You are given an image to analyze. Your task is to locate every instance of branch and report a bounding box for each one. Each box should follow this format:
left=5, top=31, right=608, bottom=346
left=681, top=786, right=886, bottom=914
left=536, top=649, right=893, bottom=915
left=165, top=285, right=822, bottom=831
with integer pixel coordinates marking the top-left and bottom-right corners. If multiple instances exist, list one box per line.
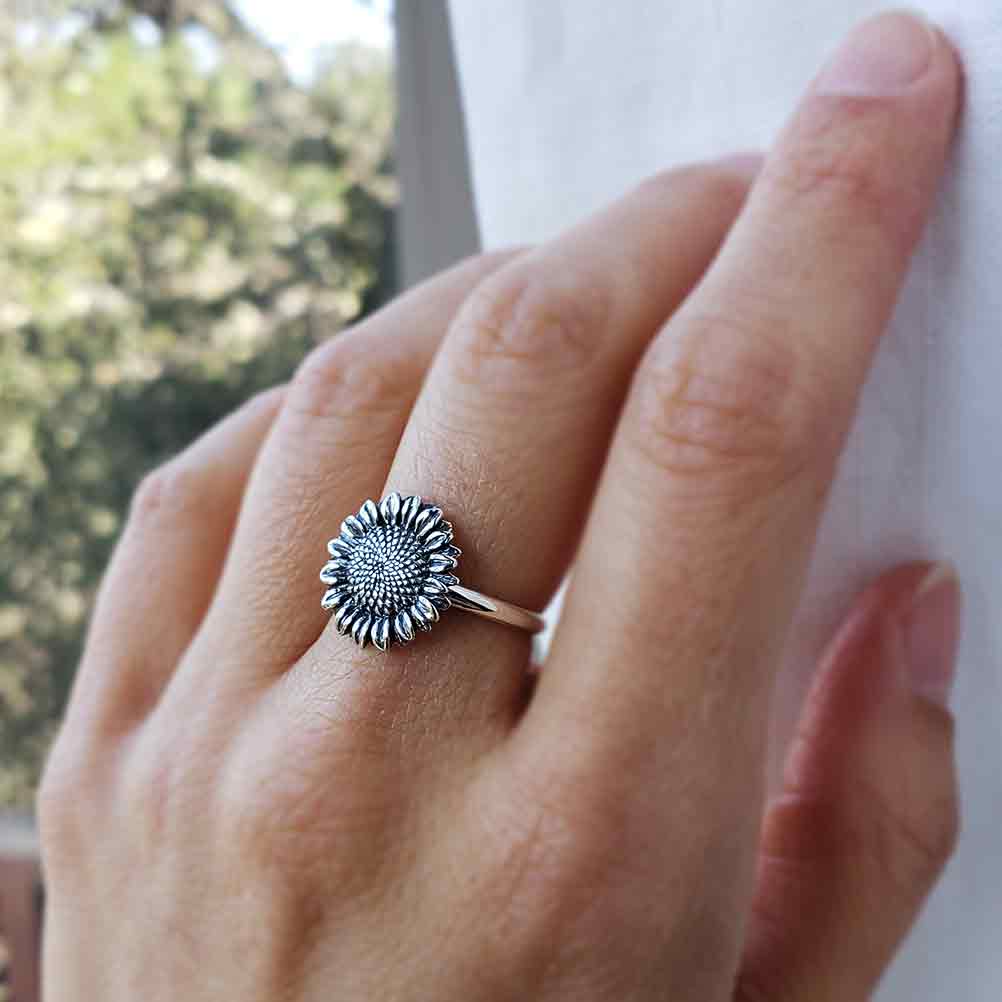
left=125, top=0, right=293, bottom=88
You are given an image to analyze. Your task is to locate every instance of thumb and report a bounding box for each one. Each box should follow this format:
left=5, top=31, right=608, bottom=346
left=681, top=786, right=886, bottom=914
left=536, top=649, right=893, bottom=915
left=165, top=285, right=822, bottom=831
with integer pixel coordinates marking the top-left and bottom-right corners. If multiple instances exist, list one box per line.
left=735, top=562, right=961, bottom=1001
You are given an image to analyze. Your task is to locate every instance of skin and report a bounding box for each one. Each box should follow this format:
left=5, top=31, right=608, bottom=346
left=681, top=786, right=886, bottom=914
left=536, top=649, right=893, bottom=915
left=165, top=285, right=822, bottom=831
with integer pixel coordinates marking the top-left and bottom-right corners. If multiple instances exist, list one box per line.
left=40, top=12, right=964, bottom=1001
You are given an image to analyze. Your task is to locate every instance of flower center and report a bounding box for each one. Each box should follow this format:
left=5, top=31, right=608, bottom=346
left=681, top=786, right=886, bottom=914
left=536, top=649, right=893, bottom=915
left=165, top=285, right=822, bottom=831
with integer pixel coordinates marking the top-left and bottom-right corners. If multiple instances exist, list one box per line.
left=345, top=524, right=428, bottom=617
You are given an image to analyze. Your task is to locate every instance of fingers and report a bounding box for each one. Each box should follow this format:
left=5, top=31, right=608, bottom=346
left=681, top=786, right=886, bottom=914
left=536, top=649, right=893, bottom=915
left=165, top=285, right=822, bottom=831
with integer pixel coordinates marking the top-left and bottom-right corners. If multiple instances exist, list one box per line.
left=364, top=158, right=759, bottom=711
left=174, top=249, right=523, bottom=689
left=69, top=387, right=285, bottom=732
left=523, top=8, right=961, bottom=918
left=736, top=563, right=961, bottom=1001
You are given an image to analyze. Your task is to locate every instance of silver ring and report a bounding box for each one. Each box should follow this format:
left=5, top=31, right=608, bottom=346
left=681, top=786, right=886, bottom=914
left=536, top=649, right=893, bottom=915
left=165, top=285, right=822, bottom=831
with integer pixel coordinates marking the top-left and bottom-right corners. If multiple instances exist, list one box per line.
left=320, top=493, right=545, bottom=651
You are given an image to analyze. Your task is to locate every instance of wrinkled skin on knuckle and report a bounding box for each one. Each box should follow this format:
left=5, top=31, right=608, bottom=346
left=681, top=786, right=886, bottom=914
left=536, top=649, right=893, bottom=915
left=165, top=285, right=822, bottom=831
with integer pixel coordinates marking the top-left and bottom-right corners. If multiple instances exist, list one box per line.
left=130, top=460, right=212, bottom=528
left=851, top=768, right=959, bottom=901
left=287, top=330, right=411, bottom=425
left=629, top=313, right=817, bottom=499
left=843, top=705, right=960, bottom=899
left=450, top=257, right=611, bottom=394
left=768, top=93, right=922, bottom=251
left=252, top=333, right=413, bottom=544
left=769, top=765, right=957, bottom=916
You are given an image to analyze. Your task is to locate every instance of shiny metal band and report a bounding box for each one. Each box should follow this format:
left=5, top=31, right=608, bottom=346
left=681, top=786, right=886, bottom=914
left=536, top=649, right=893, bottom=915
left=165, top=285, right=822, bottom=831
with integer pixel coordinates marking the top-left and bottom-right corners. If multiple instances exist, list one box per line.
left=447, top=584, right=545, bottom=633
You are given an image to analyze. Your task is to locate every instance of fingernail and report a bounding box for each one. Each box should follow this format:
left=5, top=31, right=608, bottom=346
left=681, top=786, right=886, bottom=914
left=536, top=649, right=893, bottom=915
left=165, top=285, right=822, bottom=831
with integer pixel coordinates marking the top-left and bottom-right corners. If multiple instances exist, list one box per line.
left=814, top=9, right=939, bottom=97
left=899, top=563, right=962, bottom=708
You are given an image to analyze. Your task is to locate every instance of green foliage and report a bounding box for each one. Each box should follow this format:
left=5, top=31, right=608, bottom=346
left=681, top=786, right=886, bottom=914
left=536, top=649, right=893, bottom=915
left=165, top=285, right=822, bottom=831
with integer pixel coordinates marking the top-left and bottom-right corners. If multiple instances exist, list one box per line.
left=0, top=5, right=397, bottom=805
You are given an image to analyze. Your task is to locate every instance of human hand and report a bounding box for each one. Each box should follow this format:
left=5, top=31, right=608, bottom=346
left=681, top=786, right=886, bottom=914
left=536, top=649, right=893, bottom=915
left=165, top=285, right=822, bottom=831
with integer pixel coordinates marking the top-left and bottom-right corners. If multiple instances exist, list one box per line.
left=40, top=11, right=963, bottom=1000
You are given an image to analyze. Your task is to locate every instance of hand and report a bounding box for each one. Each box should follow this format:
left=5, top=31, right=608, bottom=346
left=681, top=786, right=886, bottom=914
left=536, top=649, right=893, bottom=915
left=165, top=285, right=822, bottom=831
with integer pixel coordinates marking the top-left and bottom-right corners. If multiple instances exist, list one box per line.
left=40, top=11, right=963, bottom=1001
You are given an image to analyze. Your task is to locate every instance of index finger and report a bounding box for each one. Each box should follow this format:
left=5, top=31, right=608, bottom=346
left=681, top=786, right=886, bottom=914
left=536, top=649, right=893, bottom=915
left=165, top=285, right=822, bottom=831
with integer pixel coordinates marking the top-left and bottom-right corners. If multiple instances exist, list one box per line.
left=518, top=8, right=961, bottom=905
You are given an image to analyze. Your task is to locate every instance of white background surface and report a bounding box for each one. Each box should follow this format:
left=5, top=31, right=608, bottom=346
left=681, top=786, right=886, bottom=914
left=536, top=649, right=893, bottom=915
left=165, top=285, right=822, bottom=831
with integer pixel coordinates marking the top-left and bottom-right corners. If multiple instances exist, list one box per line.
left=449, top=2, right=1002, bottom=997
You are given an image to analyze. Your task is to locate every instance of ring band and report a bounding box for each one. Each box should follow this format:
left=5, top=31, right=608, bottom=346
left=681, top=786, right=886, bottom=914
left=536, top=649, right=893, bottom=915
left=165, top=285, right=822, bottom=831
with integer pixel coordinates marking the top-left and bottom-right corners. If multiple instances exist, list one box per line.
left=446, top=584, right=544, bottom=634
left=321, top=493, right=544, bottom=650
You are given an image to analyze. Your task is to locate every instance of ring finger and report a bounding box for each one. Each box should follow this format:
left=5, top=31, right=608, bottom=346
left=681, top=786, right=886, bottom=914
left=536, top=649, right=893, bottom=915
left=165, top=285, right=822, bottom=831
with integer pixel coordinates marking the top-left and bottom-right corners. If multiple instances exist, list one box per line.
left=323, top=156, right=762, bottom=723
left=167, top=250, right=525, bottom=704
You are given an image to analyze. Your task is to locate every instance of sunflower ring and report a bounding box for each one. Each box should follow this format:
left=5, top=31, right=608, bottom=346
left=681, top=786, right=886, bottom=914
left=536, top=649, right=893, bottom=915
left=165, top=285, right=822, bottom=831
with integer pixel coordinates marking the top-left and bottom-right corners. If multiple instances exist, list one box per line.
left=321, top=493, right=545, bottom=651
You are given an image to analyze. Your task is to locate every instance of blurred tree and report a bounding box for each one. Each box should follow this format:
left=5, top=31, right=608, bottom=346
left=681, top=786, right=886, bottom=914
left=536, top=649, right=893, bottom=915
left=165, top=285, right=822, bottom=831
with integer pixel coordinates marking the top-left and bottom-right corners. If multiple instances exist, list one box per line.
left=0, top=0, right=397, bottom=805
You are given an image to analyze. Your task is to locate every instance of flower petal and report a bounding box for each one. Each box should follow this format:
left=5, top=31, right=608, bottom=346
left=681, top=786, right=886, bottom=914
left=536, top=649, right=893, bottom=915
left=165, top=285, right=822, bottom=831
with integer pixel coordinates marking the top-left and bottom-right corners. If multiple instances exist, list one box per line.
left=359, top=498, right=380, bottom=528
left=427, top=553, right=458, bottom=573
left=413, top=506, right=442, bottom=539
left=327, top=536, right=355, bottom=559
left=341, top=515, right=366, bottom=539
left=372, top=616, right=391, bottom=651
left=400, top=494, right=422, bottom=529
left=422, top=531, right=450, bottom=553
left=321, top=588, right=349, bottom=610
left=336, top=604, right=357, bottom=634
left=444, top=545, right=462, bottom=560
left=434, top=573, right=459, bottom=588
left=352, top=613, right=372, bottom=647
left=319, top=560, right=346, bottom=584
left=380, top=492, right=403, bottom=525
left=412, top=595, right=439, bottom=629
left=422, top=577, right=448, bottom=596
left=394, top=609, right=415, bottom=643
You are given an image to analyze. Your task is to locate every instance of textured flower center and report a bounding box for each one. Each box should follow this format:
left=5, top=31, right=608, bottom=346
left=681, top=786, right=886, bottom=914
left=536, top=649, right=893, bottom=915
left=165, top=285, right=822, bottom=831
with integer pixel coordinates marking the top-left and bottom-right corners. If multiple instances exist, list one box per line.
left=345, top=524, right=427, bottom=617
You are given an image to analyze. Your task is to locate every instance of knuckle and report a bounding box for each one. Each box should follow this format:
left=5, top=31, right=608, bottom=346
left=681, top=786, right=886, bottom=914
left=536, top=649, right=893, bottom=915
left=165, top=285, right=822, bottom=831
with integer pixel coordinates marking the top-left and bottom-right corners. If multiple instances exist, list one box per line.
left=131, top=459, right=211, bottom=526
left=215, top=718, right=398, bottom=894
left=451, top=257, right=610, bottom=390
left=288, top=331, right=408, bottom=423
left=856, top=773, right=959, bottom=894
left=36, top=758, right=77, bottom=850
left=131, top=465, right=183, bottom=521
left=768, top=96, right=912, bottom=244
left=36, top=737, right=100, bottom=872
left=630, top=309, right=819, bottom=491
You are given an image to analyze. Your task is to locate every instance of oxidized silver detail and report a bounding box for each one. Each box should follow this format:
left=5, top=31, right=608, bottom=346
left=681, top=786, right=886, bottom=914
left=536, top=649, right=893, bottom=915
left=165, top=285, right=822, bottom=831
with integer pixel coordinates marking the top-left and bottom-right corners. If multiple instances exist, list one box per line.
left=321, top=493, right=460, bottom=650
